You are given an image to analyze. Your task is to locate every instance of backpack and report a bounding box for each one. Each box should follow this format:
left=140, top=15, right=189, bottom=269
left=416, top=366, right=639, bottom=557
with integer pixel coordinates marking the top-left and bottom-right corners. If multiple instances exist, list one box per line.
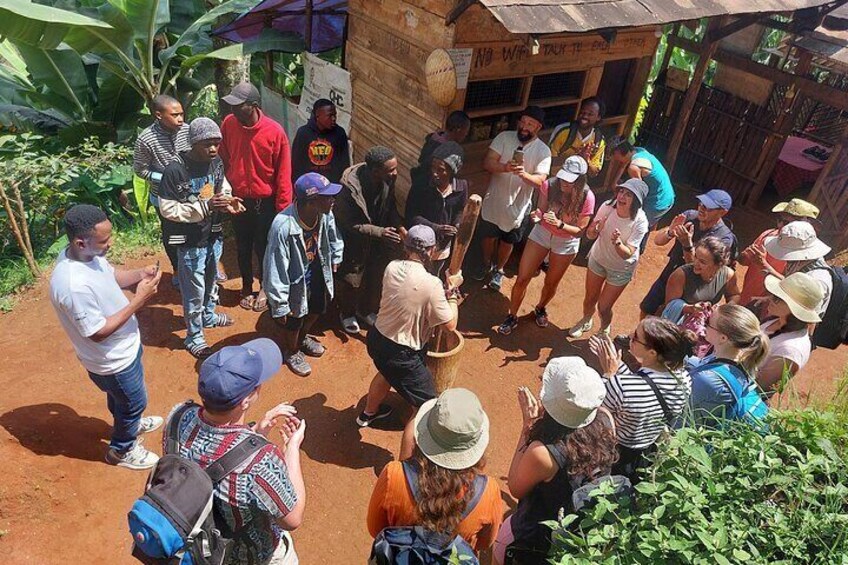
left=128, top=402, right=269, bottom=565
left=369, top=461, right=487, bottom=565
left=695, top=360, right=768, bottom=426
left=811, top=265, right=848, bottom=349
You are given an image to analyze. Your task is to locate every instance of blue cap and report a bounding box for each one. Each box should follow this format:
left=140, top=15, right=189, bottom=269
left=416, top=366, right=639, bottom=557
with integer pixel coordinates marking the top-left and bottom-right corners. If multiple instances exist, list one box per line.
left=198, top=338, right=282, bottom=411
left=696, top=189, right=732, bottom=211
left=295, top=172, right=342, bottom=199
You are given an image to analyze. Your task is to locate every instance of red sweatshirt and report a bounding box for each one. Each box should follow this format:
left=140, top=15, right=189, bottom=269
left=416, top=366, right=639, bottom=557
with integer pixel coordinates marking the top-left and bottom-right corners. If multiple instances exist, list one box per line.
left=219, top=111, right=293, bottom=210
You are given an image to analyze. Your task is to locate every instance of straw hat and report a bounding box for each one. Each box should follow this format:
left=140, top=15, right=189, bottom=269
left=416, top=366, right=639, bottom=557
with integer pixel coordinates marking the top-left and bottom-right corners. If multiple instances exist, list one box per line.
left=764, top=221, right=831, bottom=261
left=764, top=272, right=824, bottom=323
left=414, top=388, right=490, bottom=470
left=540, top=357, right=607, bottom=429
left=424, top=49, right=457, bottom=107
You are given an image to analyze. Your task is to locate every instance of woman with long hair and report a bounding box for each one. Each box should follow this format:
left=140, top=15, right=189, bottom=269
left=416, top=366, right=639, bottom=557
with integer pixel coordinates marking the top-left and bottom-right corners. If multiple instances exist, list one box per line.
left=367, top=388, right=503, bottom=556
left=497, top=156, right=594, bottom=334
left=494, top=357, right=618, bottom=564
left=590, top=317, right=694, bottom=479
left=757, top=273, right=823, bottom=397
left=568, top=178, right=650, bottom=338
left=688, top=304, right=770, bottom=427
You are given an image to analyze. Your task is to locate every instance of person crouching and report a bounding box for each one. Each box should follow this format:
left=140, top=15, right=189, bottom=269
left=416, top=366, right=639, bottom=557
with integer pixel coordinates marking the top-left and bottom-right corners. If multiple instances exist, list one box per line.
left=264, top=173, right=344, bottom=377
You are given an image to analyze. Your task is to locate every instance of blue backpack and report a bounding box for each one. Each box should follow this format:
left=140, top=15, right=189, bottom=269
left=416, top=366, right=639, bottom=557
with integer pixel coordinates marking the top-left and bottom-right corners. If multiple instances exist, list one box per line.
left=369, top=461, right=487, bottom=565
left=128, top=402, right=268, bottom=565
left=695, top=360, right=768, bottom=426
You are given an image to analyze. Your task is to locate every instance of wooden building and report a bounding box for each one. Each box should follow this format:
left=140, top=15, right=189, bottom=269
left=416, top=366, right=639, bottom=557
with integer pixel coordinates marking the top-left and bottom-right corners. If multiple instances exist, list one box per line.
left=343, top=0, right=843, bottom=209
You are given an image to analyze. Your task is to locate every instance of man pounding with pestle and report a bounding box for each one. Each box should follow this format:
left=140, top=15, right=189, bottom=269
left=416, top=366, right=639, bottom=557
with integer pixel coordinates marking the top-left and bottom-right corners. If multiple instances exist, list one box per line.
left=356, top=226, right=462, bottom=446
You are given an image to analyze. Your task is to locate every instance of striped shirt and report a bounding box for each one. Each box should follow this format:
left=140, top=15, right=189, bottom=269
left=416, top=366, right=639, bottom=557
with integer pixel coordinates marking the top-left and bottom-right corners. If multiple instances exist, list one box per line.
left=165, top=403, right=298, bottom=565
left=133, top=121, right=190, bottom=195
left=603, top=364, right=692, bottom=449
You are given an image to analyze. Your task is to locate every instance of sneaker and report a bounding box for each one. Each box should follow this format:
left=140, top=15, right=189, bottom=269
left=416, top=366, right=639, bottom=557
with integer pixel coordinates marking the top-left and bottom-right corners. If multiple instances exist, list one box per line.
left=285, top=351, right=312, bottom=377
left=534, top=306, right=549, bottom=328
left=358, top=312, right=377, bottom=327
left=340, top=314, right=361, bottom=334
left=497, top=314, right=519, bottom=335
left=138, top=416, right=164, bottom=435
left=567, top=317, right=594, bottom=338
left=301, top=336, right=326, bottom=358
left=105, top=439, right=159, bottom=470
left=598, top=325, right=611, bottom=337
left=473, top=264, right=493, bottom=281
left=488, top=270, right=505, bottom=291
left=356, top=404, right=394, bottom=427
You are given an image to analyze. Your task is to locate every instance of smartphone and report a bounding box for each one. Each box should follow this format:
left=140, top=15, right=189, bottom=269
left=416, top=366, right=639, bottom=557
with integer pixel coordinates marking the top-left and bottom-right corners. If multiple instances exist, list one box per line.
left=154, top=259, right=160, bottom=275
left=512, top=147, right=524, bottom=165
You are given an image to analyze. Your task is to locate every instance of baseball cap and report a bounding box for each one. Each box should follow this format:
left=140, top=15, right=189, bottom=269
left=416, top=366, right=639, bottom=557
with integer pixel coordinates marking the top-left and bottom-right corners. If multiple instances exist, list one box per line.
left=772, top=198, right=820, bottom=220
left=540, top=357, right=607, bottom=429
left=696, top=189, right=732, bottom=210
left=519, top=105, right=545, bottom=127
left=222, top=82, right=261, bottom=106
left=198, top=338, right=282, bottom=411
left=556, top=155, right=588, bottom=182
left=295, top=172, right=342, bottom=199
left=405, top=224, right=436, bottom=252
left=617, top=178, right=649, bottom=204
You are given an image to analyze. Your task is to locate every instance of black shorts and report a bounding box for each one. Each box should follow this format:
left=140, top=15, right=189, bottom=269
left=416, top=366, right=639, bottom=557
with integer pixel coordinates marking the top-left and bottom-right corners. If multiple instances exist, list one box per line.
left=366, top=329, right=436, bottom=408
left=283, top=268, right=328, bottom=331
left=478, top=217, right=524, bottom=245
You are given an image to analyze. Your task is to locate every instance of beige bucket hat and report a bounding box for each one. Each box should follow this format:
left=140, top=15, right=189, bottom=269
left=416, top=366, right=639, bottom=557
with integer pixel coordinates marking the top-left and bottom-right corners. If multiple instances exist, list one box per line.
left=764, top=272, right=824, bottom=323
left=540, top=357, right=607, bottom=429
left=414, top=388, right=490, bottom=470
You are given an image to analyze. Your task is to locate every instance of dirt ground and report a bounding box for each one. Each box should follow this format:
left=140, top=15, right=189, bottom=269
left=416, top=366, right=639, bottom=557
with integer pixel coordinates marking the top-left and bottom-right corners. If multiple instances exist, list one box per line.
left=1, top=194, right=846, bottom=564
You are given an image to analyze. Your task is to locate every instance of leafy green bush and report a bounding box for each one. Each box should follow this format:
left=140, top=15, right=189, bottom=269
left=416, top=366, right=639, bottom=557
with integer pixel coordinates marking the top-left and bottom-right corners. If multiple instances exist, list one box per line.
left=548, top=411, right=848, bottom=564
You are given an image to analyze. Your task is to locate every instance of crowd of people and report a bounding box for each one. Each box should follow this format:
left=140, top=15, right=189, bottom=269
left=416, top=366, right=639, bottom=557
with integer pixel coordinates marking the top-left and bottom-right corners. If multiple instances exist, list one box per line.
left=47, top=83, right=842, bottom=564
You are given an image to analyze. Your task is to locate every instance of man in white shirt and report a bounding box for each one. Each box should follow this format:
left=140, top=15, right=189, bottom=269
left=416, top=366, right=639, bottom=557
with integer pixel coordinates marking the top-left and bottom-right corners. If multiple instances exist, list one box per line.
left=477, top=106, right=552, bottom=291
left=49, top=205, right=164, bottom=470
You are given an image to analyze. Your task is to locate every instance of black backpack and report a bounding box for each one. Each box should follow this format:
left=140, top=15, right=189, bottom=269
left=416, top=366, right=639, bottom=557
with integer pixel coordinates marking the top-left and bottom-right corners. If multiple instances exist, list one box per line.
left=128, top=402, right=268, bottom=565
left=812, top=266, right=848, bottom=349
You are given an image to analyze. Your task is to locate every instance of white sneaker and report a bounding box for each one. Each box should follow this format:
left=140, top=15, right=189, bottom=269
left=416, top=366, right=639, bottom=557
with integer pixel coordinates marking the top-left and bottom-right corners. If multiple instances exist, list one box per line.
left=340, top=314, right=361, bottom=334
left=567, top=317, right=594, bottom=338
left=139, top=416, right=164, bottom=435
left=105, top=439, right=159, bottom=470
left=598, top=325, right=611, bottom=337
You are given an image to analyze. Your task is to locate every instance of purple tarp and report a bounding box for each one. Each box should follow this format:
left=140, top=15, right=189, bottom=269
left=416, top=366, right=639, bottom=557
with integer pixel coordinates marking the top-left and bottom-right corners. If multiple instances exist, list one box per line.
left=213, top=0, right=347, bottom=53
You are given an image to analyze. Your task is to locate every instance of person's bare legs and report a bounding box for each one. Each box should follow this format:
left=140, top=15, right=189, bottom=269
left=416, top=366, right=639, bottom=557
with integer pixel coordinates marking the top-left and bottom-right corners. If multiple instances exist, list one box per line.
left=536, top=251, right=576, bottom=310
left=509, top=240, right=549, bottom=315
left=363, top=373, right=392, bottom=415
left=581, top=268, right=606, bottom=322
left=597, top=281, right=629, bottom=331
left=481, top=237, right=497, bottom=272
left=495, top=241, right=514, bottom=271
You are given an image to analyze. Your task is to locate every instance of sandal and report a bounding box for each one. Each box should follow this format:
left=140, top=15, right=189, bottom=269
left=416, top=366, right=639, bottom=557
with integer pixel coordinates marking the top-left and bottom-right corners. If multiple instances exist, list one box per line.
left=188, top=343, right=213, bottom=359
left=340, top=314, right=361, bottom=334
left=253, top=291, right=268, bottom=312
left=239, top=293, right=257, bottom=310
left=204, top=313, right=234, bottom=328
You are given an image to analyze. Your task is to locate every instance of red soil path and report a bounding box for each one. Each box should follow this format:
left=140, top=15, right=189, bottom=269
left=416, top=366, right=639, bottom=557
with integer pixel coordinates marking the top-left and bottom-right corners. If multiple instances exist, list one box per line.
left=1, top=202, right=845, bottom=563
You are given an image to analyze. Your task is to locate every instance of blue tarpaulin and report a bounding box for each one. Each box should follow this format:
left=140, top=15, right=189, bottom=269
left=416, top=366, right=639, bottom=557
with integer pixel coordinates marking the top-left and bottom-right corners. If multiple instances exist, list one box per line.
left=213, top=0, right=347, bottom=53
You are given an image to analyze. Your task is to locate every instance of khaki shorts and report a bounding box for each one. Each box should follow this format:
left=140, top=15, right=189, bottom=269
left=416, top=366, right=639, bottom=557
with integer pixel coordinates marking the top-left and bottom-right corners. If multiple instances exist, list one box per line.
left=269, top=531, right=298, bottom=565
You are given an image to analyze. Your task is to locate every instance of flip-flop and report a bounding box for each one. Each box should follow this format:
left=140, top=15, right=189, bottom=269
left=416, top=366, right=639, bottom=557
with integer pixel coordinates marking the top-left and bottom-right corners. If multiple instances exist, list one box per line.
left=252, top=293, right=268, bottom=312
left=204, top=313, right=235, bottom=328
left=239, top=294, right=256, bottom=310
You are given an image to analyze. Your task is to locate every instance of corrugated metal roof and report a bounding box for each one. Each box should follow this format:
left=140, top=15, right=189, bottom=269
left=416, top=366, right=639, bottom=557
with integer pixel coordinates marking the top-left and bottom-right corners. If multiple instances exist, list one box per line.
left=478, top=0, right=843, bottom=34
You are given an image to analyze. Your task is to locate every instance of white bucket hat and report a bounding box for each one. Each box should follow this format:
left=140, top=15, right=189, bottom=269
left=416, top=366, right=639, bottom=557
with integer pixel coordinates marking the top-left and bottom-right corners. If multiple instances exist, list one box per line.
left=764, top=273, right=824, bottom=323
left=540, top=357, right=607, bottom=429
left=764, top=221, right=831, bottom=261
left=414, top=388, right=490, bottom=470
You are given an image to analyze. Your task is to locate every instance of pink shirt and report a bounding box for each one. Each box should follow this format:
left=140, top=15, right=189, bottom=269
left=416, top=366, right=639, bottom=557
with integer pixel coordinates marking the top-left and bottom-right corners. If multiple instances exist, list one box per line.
left=535, top=181, right=595, bottom=239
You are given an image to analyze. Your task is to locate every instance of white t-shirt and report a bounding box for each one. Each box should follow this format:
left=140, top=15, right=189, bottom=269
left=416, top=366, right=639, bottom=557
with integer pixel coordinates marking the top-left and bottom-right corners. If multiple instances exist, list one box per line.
left=374, top=260, right=454, bottom=351
left=481, top=131, right=552, bottom=232
left=587, top=201, right=649, bottom=272
left=761, top=319, right=811, bottom=372
left=50, top=250, right=141, bottom=374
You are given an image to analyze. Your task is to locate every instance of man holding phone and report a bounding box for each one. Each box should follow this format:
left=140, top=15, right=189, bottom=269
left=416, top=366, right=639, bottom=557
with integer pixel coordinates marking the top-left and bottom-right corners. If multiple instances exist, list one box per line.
left=477, top=106, right=552, bottom=291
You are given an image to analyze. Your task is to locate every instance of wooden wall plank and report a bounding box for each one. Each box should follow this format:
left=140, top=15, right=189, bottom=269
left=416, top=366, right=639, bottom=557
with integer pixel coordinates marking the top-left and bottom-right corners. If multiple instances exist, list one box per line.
left=348, top=0, right=454, bottom=48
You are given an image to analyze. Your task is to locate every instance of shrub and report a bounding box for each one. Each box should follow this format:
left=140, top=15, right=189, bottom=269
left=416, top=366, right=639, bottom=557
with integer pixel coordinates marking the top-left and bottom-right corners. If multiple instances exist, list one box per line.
left=548, top=411, right=848, bottom=564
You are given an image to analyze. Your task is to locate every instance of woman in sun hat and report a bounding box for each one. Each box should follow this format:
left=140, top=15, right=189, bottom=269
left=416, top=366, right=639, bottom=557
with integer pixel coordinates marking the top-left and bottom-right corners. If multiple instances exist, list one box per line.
left=757, top=272, right=824, bottom=397
left=494, top=357, right=618, bottom=564
left=366, top=388, right=503, bottom=555
left=762, top=221, right=832, bottom=316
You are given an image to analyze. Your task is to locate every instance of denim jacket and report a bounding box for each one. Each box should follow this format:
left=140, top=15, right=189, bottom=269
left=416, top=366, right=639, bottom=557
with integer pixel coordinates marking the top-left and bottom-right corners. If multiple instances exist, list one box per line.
left=263, top=204, right=344, bottom=319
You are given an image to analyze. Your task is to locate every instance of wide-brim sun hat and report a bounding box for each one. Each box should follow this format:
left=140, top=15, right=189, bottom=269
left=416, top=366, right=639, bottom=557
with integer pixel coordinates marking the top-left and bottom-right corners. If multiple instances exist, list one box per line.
left=764, top=273, right=823, bottom=323
left=763, top=220, right=831, bottom=261
left=540, top=357, right=607, bottom=429
left=414, top=388, right=490, bottom=470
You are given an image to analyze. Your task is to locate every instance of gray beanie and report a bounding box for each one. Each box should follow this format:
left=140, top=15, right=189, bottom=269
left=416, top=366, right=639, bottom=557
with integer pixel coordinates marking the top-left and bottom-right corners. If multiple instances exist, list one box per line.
left=189, top=117, right=222, bottom=145
left=432, top=141, right=464, bottom=176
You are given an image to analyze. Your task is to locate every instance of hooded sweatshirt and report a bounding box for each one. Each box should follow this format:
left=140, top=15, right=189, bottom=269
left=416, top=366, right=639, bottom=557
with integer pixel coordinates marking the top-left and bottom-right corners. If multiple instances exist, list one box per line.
left=291, top=117, right=351, bottom=183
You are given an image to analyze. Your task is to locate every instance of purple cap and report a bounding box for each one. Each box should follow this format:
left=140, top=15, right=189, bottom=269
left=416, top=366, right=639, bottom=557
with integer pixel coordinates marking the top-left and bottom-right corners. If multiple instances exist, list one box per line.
left=696, top=189, right=733, bottom=211
left=198, top=338, right=282, bottom=411
left=295, top=172, right=343, bottom=199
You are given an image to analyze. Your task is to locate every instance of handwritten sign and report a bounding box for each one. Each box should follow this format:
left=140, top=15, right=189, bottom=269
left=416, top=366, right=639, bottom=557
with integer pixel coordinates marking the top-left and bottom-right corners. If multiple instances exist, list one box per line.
left=447, top=48, right=473, bottom=89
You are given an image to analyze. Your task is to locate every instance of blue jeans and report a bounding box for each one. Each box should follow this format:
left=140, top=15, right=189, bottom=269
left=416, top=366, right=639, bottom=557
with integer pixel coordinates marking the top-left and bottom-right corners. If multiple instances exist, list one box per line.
left=87, top=346, right=147, bottom=453
left=177, top=240, right=220, bottom=349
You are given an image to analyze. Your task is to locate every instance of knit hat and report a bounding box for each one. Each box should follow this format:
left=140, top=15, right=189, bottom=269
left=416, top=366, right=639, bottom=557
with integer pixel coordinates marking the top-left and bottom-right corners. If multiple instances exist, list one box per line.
left=189, top=117, right=222, bottom=145
left=431, top=141, right=464, bottom=176
left=404, top=224, right=436, bottom=252
left=617, top=178, right=649, bottom=204
left=413, top=388, right=490, bottom=470
left=519, top=105, right=545, bottom=127
left=764, top=272, right=824, bottom=323
left=540, top=357, right=607, bottom=429
left=764, top=221, right=831, bottom=261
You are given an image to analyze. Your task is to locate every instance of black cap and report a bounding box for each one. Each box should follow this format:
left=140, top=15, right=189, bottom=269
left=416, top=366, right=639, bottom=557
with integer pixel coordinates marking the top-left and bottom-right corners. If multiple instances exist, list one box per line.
left=520, top=105, right=545, bottom=126
left=222, top=82, right=260, bottom=106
